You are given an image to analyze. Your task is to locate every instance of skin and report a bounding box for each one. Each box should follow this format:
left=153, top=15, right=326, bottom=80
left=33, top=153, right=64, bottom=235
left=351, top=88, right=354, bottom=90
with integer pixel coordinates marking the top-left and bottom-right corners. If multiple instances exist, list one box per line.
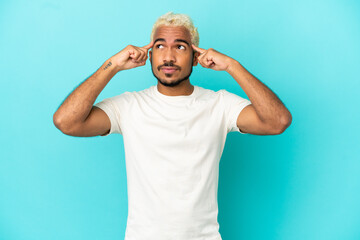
left=149, top=25, right=200, bottom=96
left=191, top=44, right=292, bottom=134
left=54, top=25, right=292, bottom=136
left=147, top=25, right=292, bottom=134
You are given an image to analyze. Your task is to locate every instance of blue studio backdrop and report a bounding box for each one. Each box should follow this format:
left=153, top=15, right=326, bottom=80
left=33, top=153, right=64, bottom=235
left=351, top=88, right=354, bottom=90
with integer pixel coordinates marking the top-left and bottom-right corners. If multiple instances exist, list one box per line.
left=1, top=0, right=359, bottom=240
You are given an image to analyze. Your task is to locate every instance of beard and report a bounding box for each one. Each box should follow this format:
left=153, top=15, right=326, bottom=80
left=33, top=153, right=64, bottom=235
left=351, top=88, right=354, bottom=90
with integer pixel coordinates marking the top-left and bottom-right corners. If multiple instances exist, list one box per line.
left=150, top=55, right=194, bottom=87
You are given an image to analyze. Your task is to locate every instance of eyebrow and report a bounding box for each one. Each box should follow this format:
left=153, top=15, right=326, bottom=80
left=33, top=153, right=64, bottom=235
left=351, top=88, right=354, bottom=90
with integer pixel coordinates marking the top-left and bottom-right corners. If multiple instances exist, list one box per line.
left=153, top=38, right=190, bottom=46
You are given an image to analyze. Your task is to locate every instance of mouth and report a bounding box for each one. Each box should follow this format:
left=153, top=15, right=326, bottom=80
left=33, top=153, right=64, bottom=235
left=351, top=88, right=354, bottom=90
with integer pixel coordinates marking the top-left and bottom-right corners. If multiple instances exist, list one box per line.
left=161, top=67, right=178, bottom=74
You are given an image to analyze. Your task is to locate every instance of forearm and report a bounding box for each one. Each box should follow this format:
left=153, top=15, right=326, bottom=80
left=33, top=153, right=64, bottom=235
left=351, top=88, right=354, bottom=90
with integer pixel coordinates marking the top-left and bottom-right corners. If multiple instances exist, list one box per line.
left=53, top=58, right=120, bottom=131
left=226, top=60, right=292, bottom=127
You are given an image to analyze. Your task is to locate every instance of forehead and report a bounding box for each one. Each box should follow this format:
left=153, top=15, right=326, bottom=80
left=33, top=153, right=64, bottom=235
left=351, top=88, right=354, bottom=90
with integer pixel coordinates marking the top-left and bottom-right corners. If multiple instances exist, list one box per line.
left=153, top=25, right=192, bottom=42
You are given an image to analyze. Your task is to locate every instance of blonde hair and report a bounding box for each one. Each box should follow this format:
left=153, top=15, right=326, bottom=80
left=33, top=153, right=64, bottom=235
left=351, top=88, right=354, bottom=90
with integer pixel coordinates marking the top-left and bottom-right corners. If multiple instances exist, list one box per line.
left=150, top=12, right=199, bottom=47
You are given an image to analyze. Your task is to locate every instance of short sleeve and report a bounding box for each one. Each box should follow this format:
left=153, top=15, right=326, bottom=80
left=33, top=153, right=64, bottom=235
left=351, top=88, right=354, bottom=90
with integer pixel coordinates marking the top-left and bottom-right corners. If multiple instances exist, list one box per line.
left=94, top=93, right=130, bottom=136
left=221, top=89, right=252, bottom=134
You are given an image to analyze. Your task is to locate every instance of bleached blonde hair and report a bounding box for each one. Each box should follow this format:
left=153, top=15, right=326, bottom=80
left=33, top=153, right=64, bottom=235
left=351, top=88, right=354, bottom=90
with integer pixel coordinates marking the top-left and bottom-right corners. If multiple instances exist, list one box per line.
left=150, top=12, right=199, bottom=47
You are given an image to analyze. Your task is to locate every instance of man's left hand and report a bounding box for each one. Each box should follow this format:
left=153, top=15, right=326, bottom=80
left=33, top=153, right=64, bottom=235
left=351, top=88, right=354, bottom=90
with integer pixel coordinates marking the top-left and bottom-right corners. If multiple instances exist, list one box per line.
left=192, top=44, right=236, bottom=72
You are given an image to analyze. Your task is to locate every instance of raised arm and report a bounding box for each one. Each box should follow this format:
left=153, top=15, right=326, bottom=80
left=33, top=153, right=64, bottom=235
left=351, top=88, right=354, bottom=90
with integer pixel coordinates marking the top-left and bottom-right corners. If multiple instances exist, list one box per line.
left=53, top=41, right=153, bottom=137
left=226, top=61, right=292, bottom=135
left=192, top=44, right=292, bottom=135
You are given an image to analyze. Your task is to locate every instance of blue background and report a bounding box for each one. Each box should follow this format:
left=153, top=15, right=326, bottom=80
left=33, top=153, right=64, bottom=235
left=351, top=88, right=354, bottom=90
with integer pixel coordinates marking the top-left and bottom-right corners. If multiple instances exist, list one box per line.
left=1, top=0, right=359, bottom=239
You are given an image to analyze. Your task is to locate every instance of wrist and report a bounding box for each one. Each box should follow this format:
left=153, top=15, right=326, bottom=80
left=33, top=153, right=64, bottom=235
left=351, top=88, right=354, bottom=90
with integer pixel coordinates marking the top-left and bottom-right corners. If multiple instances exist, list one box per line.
left=105, top=58, right=123, bottom=73
left=226, top=59, right=241, bottom=75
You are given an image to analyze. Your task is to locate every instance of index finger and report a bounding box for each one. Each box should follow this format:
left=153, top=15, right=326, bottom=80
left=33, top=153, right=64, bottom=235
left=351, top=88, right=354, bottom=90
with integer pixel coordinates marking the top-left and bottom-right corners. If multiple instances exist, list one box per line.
left=142, top=41, right=154, bottom=50
left=192, top=44, right=206, bottom=54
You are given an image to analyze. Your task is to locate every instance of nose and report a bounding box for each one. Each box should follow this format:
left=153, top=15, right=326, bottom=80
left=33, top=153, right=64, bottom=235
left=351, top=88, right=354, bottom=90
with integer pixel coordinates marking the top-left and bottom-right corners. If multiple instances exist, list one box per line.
left=162, top=48, right=176, bottom=63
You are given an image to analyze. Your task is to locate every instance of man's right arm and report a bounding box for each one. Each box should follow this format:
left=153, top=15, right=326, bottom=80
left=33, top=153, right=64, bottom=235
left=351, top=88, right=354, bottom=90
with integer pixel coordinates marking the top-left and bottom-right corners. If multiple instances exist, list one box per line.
left=53, top=41, right=153, bottom=137
left=53, top=59, right=120, bottom=136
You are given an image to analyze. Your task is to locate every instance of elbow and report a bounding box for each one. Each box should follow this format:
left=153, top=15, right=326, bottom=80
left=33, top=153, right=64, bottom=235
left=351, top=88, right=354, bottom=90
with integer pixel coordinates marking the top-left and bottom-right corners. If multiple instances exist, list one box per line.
left=53, top=113, right=72, bottom=135
left=275, top=111, right=292, bottom=134
left=53, top=112, right=62, bottom=130
left=266, top=111, right=292, bottom=135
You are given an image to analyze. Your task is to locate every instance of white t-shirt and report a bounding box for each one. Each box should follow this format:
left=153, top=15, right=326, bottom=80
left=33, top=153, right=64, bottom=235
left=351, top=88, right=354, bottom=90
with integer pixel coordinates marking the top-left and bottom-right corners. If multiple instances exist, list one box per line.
left=94, top=85, right=251, bottom=240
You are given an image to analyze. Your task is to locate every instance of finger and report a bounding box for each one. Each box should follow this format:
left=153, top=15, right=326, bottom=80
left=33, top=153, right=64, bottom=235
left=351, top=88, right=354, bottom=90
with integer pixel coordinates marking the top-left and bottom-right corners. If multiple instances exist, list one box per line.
left=136, top=49, right=145, bottom=60
left=197, top=51, right=208, bottom=63
left=130, top=50, right=141, bottom=62
left=192, top=44, right=206, bottom=54
left=142, top=41, right=154, bottom=50
left=198, top=55, right=213, bottom=68
left=136, top=60, right=146, bottom=66
left=197, top=56, right=206, bottom=67
left=198, top=61, right=207, bottom=68
left=205, top=59, right=214, bottom=68
left=140, top=51, right=148, bottom=62
left=136, top=52, right=146, bottom=63
left=198, top=53, right=205, bottom=62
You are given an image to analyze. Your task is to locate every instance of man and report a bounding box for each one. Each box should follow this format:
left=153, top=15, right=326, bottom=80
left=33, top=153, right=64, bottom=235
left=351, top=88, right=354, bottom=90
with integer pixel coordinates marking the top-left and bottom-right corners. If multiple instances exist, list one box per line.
left=53, top=12, right=291, bottom=240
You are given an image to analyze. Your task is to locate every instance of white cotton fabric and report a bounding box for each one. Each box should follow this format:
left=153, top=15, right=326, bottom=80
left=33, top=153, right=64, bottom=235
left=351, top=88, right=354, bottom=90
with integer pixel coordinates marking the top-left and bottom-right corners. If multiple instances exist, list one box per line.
left=94, top=85, right=251, bottom=240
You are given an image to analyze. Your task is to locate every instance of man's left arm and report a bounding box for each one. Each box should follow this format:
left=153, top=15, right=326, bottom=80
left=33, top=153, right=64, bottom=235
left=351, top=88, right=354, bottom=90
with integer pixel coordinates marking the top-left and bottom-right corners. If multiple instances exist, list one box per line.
left=192, top=45, right=292, bottom=135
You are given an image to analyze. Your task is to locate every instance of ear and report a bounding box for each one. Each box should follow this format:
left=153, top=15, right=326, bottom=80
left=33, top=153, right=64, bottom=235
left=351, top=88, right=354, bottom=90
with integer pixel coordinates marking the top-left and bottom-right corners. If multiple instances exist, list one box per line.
left=192, top=51, right=200, bottom=66
left=149, top=50, right=152, bottom=61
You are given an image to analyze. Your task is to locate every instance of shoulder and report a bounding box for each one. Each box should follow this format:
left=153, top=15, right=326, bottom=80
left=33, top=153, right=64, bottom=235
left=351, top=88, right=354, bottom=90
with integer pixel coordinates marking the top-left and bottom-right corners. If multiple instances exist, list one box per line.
left=197, top=87, right=244, bottom=102
left=114, top=85, right=153, bottom=100
left=195, top=86, right=222, bottom=100
left=196, top=86, right=233, bottom=96
left=136, top=85, right=154, bottom=96
left=218, top=89, right=250, bottom=103
left=109, top=91, right=133, bottom=101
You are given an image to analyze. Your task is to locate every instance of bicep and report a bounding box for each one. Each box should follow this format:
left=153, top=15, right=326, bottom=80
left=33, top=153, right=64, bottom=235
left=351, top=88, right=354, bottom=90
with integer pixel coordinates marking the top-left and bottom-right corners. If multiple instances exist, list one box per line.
left=236, top=104, right=277, bottom=135
left=66, top=106, right=111, bottom=137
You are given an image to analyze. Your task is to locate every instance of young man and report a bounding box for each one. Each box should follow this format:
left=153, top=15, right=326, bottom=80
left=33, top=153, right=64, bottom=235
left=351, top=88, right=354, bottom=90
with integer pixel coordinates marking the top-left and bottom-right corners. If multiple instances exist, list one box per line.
left=53, top=12, right=291, bottom=240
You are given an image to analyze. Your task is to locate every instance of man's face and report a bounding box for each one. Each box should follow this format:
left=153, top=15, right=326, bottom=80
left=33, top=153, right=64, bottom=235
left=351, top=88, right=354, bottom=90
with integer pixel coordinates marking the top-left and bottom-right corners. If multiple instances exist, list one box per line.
left=149, top=25, right=198, bottom=87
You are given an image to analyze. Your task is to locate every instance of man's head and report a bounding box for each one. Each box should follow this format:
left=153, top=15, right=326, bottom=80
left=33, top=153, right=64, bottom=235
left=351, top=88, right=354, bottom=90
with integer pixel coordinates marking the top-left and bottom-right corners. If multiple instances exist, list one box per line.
left=149, top=12, right=200, bottom=87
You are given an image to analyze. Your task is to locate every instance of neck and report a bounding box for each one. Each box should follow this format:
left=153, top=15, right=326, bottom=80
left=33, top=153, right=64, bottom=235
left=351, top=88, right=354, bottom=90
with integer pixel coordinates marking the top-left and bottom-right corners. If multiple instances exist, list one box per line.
left=157, top=80, right=194, bottom=96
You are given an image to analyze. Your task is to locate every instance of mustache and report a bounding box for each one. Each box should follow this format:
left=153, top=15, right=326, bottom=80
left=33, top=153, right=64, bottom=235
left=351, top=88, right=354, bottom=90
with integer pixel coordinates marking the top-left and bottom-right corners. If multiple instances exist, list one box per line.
left=157, top=62, right=181, bottom=71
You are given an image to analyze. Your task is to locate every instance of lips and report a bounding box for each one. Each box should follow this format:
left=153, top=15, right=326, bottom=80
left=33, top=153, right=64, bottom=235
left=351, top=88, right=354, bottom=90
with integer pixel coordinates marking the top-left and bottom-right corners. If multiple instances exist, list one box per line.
left=161, top=67, right=178, bottom=74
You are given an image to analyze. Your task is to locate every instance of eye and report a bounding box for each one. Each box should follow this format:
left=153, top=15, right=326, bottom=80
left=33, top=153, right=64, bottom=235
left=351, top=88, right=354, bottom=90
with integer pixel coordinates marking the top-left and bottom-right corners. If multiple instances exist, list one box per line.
left=177, top=45, right=185, bottom=50
left=156, top=44, right=164, bottom=49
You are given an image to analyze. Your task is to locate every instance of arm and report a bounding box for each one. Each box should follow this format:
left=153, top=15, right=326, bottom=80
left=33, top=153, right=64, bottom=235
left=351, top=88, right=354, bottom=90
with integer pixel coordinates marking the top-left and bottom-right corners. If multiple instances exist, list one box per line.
left=192, top=44, right=292, bottom=135
left=226, top=61, right=292, bottom=135
left=53, top=59, right=119, bottom=136
left=53, top=41, right=154, bottom=136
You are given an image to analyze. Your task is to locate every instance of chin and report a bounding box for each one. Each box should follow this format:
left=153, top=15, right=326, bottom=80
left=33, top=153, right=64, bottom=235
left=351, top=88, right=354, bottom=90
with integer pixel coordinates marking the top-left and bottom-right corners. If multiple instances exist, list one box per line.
left=164, top=73, right=176, bottom=78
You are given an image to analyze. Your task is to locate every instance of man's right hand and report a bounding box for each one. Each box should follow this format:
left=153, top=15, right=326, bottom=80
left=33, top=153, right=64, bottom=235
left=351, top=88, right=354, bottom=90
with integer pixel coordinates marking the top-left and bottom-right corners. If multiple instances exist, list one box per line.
left=110, top=41, right=154, bottom=71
